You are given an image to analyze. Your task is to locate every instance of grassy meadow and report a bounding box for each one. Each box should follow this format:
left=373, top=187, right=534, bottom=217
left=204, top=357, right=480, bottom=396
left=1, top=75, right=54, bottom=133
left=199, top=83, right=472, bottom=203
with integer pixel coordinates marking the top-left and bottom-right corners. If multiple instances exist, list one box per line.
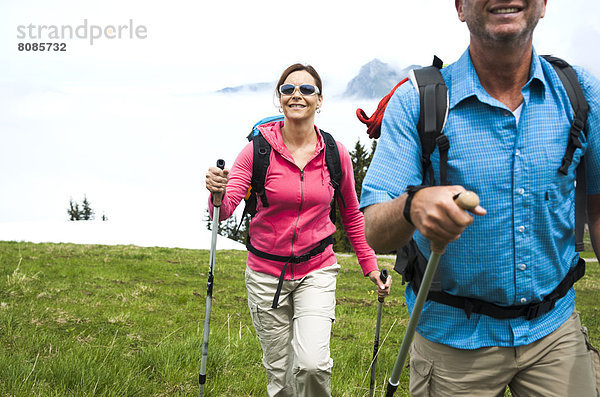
left=0, top=240, right=598, bottom=396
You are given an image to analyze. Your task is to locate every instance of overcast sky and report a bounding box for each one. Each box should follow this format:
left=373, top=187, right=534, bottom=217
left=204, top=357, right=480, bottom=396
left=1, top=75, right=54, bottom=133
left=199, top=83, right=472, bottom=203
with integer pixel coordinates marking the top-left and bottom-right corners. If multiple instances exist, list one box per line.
left=1, top=0, right=599, bottom=225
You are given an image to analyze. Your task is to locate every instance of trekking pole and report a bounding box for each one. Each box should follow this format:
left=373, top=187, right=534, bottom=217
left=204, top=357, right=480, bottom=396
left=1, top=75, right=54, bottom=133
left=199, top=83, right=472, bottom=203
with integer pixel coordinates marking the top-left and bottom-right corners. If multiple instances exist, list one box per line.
left=369, top=268, right=389, bottom=397
left=385, top=191, right=480, bottom=397
left=199, top=159, right=225, bottom=397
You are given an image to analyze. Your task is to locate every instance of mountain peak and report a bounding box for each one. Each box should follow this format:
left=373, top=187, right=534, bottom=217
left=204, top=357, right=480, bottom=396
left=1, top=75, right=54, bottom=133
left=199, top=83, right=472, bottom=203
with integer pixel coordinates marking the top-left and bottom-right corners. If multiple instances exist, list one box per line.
left=359, top=58, right=388, bottom=73
left=343, top=59, right=418, bottom=99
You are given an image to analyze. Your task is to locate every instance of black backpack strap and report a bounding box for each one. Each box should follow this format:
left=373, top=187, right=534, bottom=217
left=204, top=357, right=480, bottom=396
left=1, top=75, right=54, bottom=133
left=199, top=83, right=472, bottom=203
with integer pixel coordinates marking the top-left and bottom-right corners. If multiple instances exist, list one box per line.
left=543, top=55, right=589, bottom=252
left=412, top=56, right=450, bottom=185
left=403, top=248, right=586, bottom=320
left=543, top=55, right=589, bottom=175
left=247, top=234, right=335, bottom=264
left=251, top=133, right=272, bottom=209
left=320, top=129, right=345, bottom=223
left=395, top=57, right=449, bottom=302
left=246, top=234, right=335, bottom=308
left=235, top=134, right=270, bottom=234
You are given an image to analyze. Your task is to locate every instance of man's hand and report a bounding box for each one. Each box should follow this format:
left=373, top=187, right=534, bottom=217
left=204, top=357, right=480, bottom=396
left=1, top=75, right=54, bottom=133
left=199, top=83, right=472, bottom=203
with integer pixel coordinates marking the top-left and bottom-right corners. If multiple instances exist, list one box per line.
left=410, top=186, right=487, bottom=246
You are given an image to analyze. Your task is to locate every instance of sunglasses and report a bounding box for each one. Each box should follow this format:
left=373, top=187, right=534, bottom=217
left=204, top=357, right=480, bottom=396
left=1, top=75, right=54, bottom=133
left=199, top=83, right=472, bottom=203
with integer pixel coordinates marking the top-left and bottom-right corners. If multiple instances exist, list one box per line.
left=278, top=84, right=320, bottom=96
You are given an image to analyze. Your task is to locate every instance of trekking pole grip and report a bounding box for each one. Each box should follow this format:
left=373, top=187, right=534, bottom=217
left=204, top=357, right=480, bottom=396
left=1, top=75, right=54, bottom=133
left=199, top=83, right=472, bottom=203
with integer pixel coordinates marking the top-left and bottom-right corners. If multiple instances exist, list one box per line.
left=378, top=269, right=389, bottom=303
left=212, top=159, right=226, bottom=206
left=430, top=191, right=479, bottom=255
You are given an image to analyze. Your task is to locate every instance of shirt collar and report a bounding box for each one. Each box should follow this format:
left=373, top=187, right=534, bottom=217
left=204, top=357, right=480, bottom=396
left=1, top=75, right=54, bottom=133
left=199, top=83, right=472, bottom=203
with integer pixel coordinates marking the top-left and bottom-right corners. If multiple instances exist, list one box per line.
left=448, top=47, right=547, bottom=110
left=524, top=48, right=547, bottom=102
left=261, top=121, right=325, bottom=159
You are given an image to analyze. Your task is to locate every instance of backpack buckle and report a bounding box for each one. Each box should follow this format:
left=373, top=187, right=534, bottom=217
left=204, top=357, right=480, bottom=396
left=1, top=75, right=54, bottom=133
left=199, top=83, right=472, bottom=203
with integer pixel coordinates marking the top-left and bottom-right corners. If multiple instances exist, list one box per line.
left=525, top=303, right=540, bottom=320
left=435, top=134, right=450, bottom=151
left=525, top=300, right=555, bottom=320
left=572, top=117, right=585, bottom=133
left=569, top=126, right=583, bottom=149
left=558, top=156, right=572, bottom=175
left=290, top=254, right=310, bottom=264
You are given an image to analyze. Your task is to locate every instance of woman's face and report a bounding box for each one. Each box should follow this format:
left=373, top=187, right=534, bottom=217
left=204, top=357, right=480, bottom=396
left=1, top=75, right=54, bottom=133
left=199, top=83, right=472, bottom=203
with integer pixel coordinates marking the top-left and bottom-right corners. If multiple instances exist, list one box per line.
left=279, top=70, right=323, bottom=123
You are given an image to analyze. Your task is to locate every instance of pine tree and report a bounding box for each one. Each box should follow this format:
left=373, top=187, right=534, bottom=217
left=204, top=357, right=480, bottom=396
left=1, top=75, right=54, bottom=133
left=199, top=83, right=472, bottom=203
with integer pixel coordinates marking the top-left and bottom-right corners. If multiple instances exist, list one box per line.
left=67, top=195, right=100, bottom=221
left=67, top=198, right=81, bottom=221
left=81, top=195, right=94, bottom=220
left=205, top=208, right=249, bottom=244
left=204, top=208, right=212, bottom=231
left=350, top=139, right=371, bottom=200
left=369, top=140, right=377, bottom=164
left=333, top=138, right=377, bottom=253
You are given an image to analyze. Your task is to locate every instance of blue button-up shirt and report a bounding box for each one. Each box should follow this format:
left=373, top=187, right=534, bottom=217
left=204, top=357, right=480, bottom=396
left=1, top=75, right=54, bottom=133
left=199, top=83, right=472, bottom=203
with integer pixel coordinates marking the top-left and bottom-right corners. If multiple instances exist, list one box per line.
left=360, top=48, right=600, bottom=349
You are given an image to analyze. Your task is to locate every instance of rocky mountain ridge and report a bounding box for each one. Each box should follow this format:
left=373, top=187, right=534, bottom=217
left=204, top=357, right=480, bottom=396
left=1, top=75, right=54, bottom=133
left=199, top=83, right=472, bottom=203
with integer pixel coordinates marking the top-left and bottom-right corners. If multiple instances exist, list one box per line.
left=217, top=59, right=421, bottom=99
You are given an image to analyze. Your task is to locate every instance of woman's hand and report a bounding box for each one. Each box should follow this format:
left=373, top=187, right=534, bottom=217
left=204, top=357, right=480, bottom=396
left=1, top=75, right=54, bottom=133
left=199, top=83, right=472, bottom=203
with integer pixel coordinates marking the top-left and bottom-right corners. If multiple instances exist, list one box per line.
left=368, top=270, right=392, bottom=300
left=205, top=166, right=229, bottom=203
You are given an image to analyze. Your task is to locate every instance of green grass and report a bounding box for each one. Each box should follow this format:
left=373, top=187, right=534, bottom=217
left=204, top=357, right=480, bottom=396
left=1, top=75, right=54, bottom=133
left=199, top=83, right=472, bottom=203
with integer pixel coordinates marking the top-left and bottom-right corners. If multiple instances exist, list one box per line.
left=0, top=241, right=597, bottom=396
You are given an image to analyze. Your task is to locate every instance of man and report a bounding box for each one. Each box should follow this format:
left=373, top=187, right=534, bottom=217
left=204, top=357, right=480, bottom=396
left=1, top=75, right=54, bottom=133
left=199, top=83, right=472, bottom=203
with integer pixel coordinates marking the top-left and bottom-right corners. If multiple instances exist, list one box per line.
left=360, top=0, right=600, bottom=395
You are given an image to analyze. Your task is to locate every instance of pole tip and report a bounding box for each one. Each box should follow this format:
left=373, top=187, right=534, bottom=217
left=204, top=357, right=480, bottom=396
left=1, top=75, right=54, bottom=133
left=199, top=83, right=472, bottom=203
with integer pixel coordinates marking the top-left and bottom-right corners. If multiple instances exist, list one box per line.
left=385, top=379, right=399, bottom=396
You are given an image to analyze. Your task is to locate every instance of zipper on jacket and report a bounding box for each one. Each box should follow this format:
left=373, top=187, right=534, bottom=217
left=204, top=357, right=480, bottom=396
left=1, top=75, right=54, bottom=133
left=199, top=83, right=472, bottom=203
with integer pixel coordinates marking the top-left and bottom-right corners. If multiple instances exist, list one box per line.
left=289, top=170, right=305, bottom=279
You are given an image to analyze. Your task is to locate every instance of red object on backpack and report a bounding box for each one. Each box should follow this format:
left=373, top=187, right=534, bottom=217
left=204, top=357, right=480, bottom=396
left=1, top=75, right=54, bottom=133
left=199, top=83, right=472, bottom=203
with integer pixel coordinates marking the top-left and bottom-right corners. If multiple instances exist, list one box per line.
left=355, top=77, right=409, bottom=139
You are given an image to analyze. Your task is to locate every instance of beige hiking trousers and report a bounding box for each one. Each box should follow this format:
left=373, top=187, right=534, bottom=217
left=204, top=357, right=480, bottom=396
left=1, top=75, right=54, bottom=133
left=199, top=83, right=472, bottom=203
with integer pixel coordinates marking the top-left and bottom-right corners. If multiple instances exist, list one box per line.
left=245, top=263, right=340, bottom=397
left=409, top=310, right=600, bottom=396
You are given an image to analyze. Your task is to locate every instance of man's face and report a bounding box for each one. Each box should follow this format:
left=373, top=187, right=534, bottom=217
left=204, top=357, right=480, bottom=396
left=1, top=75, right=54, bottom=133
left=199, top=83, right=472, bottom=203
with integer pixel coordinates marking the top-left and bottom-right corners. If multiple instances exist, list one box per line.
left=456, top=0, right=547, bottom=45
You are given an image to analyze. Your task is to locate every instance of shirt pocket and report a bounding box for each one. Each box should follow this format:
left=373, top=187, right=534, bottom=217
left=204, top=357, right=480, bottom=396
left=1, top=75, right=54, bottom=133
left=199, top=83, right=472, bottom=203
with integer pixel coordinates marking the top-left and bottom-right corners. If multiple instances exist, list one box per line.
left=247, top=300, right=264, bottom=333
left=544, top=180, right=575, bottom=232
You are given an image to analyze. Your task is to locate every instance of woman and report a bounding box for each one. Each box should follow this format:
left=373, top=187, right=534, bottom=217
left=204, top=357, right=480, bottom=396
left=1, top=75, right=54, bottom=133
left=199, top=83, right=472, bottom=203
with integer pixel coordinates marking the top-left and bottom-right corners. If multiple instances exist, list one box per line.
left=205, top=63, right=391, bottom=396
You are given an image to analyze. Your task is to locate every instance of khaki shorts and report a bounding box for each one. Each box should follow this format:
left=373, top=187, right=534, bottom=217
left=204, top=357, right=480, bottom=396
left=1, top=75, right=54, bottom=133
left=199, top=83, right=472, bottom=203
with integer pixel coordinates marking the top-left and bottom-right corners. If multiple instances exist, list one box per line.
left=410, top=311, right=600, bottom=397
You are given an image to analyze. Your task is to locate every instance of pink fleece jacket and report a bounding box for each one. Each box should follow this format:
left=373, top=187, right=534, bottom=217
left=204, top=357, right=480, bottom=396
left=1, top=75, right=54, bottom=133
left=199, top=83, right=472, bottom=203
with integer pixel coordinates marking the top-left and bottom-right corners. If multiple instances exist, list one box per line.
left=209, top=121, right=377, bottom=280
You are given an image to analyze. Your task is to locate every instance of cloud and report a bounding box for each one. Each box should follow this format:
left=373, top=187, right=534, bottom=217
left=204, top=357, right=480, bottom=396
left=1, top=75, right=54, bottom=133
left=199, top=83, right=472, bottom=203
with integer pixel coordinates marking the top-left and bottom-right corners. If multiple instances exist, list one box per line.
left=1, top=0, right=598, bottom=227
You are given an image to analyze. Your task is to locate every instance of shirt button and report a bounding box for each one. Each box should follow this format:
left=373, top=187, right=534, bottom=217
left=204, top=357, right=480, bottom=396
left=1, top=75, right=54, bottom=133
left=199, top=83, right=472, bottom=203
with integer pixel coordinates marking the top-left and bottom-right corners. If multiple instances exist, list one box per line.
left=519, top=264, right=527, bottom=271
left=516, top=149, right=521, bottom=156
left=504, top=111, right=511, bottom=117
left=520, top=298, right=527, bottom=304
left=518, top=226, right=525, bottom=233
left=517, top=188, right=525, bottom=195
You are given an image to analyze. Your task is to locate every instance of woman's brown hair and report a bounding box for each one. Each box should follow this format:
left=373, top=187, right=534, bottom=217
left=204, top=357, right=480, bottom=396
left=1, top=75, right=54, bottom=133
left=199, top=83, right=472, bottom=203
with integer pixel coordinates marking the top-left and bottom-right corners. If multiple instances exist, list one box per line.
left=275, top=64, right=322, bottom=98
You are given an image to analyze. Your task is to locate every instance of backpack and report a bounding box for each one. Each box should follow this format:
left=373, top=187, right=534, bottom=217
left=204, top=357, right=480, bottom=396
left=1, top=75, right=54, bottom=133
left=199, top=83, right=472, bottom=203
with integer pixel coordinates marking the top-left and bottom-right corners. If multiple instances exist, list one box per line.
left=357, top=55, right=589, bottom=320
left=241, top=116, right=346, bottom=309
left=240, top=115, right=346, bottom=225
